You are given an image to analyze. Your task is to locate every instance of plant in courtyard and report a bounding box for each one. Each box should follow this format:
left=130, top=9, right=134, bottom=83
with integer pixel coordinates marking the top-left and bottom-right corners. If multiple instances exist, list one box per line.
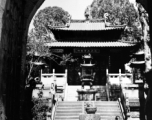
left=26, top=28, right=76, bottom=84
left=32, top=95, right=49, bottom=120
left=26, top=28, right=51, bottom=84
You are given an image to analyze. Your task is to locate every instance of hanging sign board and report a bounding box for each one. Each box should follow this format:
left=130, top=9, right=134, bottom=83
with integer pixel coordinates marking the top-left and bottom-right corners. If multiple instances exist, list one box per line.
left=51, top=49, right=64, bottom=53
left=74, top=48, right=100, bottom=53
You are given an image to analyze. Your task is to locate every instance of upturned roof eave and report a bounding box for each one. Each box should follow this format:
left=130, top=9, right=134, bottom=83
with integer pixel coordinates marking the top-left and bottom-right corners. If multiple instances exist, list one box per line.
left=48, top=20, right=126, bottom=31
left=50, top=28, right=125, bottom=31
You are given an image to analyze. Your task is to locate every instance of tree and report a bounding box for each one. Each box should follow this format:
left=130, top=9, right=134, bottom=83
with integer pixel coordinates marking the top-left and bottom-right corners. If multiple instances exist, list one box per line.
left=33, top=6, right=71, bottom=40
left=26, top=6, right=73, bottom=84
left=136, top=3, right=151, bottom=72
left=85, top=0, right=142, bottom=43
left=26, top=28, right=51, bottom=84
left=85, top=0, right=137, bottom=25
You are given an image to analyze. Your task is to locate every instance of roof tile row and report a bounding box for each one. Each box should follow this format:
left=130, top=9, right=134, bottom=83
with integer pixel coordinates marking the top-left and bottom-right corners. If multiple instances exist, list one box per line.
left=45, top=41, right=135, bottom=47
left=50, top=21, right=125, bottom=31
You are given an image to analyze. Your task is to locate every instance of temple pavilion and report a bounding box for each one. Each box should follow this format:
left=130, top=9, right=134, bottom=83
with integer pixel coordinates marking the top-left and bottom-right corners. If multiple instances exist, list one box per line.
left=46, top=19, right=136, bottom=85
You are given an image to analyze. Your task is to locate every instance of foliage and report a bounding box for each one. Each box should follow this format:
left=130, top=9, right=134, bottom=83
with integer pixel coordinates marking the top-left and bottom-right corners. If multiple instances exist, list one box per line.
left=26, top=28, right=51, bottom=83
left=85, top=0, right=142, bottom=42
left=26, top=6, right=73, bottom=84
left=59, top=54, right=76, bottom=66
left=84, top=101, right=94, bottom=107
left=32, top=96, right=49, bottom=120
left=27, top=28, right=51, bottom=57
left=27, top=6, right=71, bottom=60
left=33, top=6, right=71, bottom=38
left=121, top=23, right=142, bottom=42
left=87, top=0, right=138, bottom=25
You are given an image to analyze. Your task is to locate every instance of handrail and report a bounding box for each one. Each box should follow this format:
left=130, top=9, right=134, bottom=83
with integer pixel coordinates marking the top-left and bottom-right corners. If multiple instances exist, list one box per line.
left=106, top=69, right=133, bottom=84
left=105, top=83, right=110, bottom=101
left=41, top=69, right=67, bottom=79
left=118, top=98, right=125, bottom=120
left=108, top=73, right=132, bottom=76
left=52, top=100, right=58, bottom=120
left=64, top=82, right=68, bottom=101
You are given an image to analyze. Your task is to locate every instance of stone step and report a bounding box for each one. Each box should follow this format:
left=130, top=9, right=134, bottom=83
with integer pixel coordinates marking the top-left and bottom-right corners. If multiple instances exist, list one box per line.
left=56, top=113, right=83, bottom=116
left=58, top=101, right=82, bottom=104
left=96, top=107, right=120, bottom=111
left=57, top=103, right=82, bottom=105
left=55, top=116, right=79, bottom=119
left=94, top=101, right=118, bottom=104
left=57, top=102, right=82, bottom=104
left=96, top=109, right=121, bottom=113
left=56, top=107, right=120, bottom=112
left=57, top=104, right=82, bottom=107
left=55, top=118, right=79, bottom=120
left=95, top=104, right=119, bottom=107
left=56, top=110, right=82, bottom=113
left=100, top=116, right=123, bottom=120
left=56, top=113, right=122, bottom=117
left=57, top=107, right=82, bottom=111
left=55, top=116, right=123, bottom=120
left=56, top=108, right=82, bottom=111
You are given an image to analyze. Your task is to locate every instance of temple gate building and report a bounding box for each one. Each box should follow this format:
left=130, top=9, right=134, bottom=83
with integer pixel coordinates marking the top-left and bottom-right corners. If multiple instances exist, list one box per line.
left=46, top=19, right=136, bottom=85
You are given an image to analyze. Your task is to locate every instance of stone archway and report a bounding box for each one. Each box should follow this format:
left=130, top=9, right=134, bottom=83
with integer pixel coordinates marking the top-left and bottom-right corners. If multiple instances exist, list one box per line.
left=0, top=0, right=45, bottom=120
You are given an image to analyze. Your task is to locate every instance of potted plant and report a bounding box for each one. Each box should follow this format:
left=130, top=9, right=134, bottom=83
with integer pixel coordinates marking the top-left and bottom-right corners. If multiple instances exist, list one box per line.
left=85, top=102, right=97, bottom=114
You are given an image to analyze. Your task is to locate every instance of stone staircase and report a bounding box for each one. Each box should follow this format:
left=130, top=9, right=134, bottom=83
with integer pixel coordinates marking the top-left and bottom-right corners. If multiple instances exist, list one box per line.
left=54, top=101, right=83, bottom=120
left=53, top=101, right=124, bottom=120
left=95, top=101, right=123, bottom=120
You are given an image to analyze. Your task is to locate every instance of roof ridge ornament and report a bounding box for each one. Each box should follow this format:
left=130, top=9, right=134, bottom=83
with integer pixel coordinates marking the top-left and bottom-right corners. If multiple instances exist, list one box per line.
left=84, top=5, right=92, bottom=21
left=65, top=14, right=71, bottom=27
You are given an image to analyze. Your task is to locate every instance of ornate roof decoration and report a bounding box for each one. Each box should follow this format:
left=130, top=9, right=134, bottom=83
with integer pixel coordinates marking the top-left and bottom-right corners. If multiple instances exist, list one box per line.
left=49, top=20, right=125, bottom=31
left=45, top=41, right=135, bottom=47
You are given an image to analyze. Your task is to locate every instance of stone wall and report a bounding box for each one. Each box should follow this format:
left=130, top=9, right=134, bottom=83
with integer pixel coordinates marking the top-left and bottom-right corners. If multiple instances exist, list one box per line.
left=0, top=0, right=44, bottom=120
left=0, top=1, right=25, bottom=120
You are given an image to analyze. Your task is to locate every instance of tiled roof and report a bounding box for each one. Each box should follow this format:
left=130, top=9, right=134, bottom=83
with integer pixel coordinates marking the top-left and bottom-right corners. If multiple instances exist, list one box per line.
left=50, top=21, right=125, bottom=31
left=45, top=41, right=135, bottom=47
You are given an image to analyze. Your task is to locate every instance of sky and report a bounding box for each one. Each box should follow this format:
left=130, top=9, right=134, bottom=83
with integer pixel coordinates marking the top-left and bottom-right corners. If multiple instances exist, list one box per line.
left=29, top=0, right=136, bottom=30
left=39, top=0, right=94, bottom=19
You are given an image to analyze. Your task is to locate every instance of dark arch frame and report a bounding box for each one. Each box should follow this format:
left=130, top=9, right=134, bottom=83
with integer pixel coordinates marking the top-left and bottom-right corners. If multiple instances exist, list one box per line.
left=0, top=0, right=45, bottom=120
